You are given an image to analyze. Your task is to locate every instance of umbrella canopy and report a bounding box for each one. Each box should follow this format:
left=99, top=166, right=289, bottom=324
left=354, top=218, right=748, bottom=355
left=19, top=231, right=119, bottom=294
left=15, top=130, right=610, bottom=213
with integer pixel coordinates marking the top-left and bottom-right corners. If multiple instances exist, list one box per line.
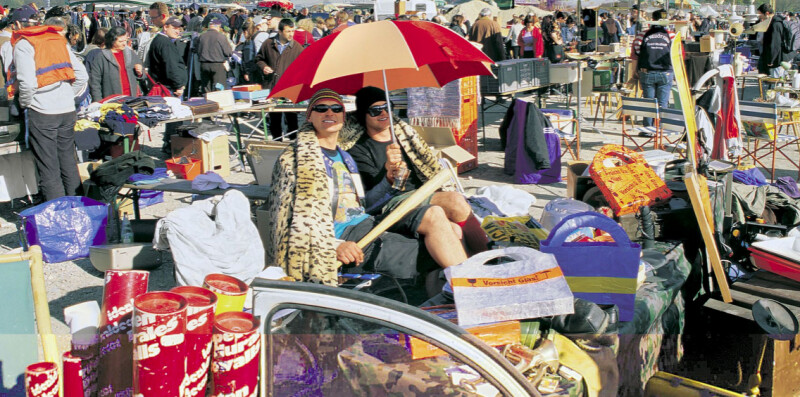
left=269, top=20, right=494, bottom=103
left=257, top=0, right=294, bottom=10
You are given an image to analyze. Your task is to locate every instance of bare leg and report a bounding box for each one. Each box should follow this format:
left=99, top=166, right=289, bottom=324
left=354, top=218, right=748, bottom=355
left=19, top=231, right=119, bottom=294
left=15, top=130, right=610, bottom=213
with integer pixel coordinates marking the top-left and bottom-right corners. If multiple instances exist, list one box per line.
left=431, top=191, right=488, bottom=255
left=430, top=191, right=471, bottom=223
left=416, top=206, right=467, bottom=268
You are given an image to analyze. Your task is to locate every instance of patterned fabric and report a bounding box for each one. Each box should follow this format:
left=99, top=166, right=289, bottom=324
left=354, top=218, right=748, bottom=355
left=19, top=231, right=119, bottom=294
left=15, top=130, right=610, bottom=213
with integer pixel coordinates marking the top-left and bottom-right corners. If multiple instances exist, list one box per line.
left=407, top=80, right=462, bottom=131
left=265, top=121, right=362, bottom=286
left=616, top=242, right=690, bottom=396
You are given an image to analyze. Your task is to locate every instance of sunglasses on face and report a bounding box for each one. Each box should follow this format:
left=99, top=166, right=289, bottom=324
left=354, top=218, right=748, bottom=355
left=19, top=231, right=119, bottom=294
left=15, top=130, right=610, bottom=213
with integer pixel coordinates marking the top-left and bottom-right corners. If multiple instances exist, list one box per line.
left=367, top=103, right=392, bottom=117
left=311, top=104, right=344, bottom=113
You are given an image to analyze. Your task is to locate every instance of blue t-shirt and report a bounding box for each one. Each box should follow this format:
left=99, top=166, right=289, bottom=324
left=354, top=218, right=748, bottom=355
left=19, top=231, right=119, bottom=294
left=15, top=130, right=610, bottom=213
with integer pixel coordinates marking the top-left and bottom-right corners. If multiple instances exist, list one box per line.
left=323, top=148, right=369, bottom=238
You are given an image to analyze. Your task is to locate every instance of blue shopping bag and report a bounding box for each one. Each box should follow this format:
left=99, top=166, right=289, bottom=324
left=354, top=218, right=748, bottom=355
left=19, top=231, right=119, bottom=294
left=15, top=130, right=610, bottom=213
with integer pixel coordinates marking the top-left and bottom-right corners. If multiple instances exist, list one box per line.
left=540, top=211, right=641, bottom=321
left=19, top=196, right=108, bottom=263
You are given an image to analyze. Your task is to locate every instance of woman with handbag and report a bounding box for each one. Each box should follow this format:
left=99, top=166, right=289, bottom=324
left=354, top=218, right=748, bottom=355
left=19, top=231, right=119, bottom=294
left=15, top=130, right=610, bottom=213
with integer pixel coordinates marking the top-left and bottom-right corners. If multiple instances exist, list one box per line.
left=542, top=15, right=565, bottom=64
left=518, top=15, right=543, bottom=58
left=88, top=26, right=144, bottom=101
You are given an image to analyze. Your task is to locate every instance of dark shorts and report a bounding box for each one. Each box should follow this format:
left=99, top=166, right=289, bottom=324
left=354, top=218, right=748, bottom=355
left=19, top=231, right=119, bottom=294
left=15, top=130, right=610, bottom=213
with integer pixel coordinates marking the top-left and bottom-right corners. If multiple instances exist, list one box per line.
left=377, top=189, right=434, bottom=239
left=340, top=217, right=437, bottom=281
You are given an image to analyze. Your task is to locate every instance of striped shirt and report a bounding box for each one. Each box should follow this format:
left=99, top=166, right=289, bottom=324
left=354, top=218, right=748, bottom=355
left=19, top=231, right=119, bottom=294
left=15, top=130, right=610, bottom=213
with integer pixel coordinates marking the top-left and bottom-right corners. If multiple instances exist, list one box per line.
left=631, top=28, right=676, bottom=61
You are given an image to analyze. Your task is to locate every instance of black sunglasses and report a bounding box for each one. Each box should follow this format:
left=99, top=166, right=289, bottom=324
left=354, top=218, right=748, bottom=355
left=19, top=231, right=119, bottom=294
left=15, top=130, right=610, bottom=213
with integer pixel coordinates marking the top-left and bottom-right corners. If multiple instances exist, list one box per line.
left=367, top=103, right=393, bottom=117
left=311, top=104, right=344, bottom=113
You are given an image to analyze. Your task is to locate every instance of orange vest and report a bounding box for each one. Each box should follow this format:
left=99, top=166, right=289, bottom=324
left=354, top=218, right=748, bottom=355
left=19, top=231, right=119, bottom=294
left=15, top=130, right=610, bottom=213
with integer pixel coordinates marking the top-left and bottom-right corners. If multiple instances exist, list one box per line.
left=8, top=26, right=75, bottom=97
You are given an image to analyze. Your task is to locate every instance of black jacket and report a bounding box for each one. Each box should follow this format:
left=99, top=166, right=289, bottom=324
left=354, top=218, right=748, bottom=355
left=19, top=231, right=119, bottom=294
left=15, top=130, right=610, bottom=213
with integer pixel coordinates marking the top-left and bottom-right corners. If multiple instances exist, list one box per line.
left=759, top=14, right=791, bottom=74
left=147, top=33, right=187, bottom=91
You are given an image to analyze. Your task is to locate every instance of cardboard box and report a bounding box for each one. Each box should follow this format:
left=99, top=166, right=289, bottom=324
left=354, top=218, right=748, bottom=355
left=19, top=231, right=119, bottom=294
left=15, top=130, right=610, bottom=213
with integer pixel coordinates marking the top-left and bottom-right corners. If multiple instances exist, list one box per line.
left=399, top=305, right=520, bottom=359
left=700, top=36, right=716, bottom=52
left=413, top=126, right=476, bottom=172
left=77, top=161, right=103, bottom=182
left=566, top=160, right=594, bottom=200
left=246, top=140, right=289, bottom=185
left=171, top=135, right=231, bottom=177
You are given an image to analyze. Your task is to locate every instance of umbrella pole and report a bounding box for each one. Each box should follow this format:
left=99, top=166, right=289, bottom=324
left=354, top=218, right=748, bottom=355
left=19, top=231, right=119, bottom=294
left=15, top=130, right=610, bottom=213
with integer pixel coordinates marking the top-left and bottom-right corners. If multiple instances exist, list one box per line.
left=382, top=69, right=397, bottom=144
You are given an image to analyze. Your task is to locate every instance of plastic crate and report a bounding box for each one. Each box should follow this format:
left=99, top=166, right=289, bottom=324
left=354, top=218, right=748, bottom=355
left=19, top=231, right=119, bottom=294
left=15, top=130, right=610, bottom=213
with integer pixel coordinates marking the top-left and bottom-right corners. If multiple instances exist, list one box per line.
left=480, top=60, right=520, bottom=94
left=593, top=70, right=613, bottom=90
left=531, top=58, right=551, bottom=87
left=165, top=157, right=202, bottom=180
left=719, top=53, right=732, bottom=65
left=517, top=59, right=534, bottom=88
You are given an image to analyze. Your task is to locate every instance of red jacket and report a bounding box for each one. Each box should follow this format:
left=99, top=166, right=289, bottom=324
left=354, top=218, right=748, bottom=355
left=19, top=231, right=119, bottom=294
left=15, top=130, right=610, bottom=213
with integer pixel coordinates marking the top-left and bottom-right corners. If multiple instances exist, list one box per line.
left=518, top=27, right=544, bottom=58
left=293, top=29, right=314, bottom=47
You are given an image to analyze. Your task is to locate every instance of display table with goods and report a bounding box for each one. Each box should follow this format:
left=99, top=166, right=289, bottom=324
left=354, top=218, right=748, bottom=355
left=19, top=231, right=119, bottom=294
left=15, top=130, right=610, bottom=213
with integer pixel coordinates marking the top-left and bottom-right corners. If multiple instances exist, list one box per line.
left=76, top=91, right=355, bottom=170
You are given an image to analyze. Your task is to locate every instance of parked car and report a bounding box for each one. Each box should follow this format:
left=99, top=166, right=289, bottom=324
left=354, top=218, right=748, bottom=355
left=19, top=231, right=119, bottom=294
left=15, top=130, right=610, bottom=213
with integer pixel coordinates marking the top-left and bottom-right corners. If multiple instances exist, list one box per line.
left=251, top=279, right=543, bottom=396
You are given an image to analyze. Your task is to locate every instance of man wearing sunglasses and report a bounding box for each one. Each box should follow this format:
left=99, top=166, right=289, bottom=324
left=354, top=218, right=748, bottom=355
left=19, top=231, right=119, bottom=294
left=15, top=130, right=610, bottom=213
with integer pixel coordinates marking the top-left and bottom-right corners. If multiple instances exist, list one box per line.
left=346, top=87, right=489, bottom=256
left=266, top=89, right=467, bottom=286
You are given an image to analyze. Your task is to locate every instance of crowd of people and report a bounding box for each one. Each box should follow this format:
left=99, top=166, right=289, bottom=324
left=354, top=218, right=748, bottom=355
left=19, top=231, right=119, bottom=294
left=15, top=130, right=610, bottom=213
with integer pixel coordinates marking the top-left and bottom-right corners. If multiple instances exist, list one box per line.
left=4, top=0, right=800, bottom=280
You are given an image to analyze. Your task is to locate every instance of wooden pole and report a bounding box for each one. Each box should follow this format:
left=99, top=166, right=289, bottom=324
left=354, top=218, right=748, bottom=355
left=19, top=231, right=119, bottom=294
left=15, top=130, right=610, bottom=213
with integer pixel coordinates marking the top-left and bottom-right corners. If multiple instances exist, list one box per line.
left=356, top=170, right=452, bottom=249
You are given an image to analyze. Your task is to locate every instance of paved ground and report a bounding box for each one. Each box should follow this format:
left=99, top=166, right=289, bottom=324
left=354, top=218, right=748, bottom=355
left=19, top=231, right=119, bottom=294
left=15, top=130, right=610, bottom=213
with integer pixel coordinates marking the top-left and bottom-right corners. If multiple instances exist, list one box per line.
left=0, top=82, right=793, bottom=351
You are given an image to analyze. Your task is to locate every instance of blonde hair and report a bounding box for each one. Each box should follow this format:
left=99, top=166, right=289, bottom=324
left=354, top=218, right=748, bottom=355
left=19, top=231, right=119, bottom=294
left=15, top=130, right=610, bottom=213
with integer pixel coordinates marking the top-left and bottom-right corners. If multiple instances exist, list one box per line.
left=297, top=17, right=314, bottom=31
left=325, top=17, right=336, bottom=29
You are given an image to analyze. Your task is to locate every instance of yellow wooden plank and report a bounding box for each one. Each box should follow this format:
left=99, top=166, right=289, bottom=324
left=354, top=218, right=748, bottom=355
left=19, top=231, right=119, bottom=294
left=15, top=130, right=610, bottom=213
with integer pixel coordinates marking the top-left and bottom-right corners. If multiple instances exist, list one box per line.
left=685, top=172, right=732, bottom=302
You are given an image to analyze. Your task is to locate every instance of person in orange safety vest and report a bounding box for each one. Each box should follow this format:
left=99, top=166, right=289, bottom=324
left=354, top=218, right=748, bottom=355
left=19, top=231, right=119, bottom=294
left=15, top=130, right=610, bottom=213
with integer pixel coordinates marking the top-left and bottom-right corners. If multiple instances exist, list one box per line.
left=8, top=5, right=88, bottom=201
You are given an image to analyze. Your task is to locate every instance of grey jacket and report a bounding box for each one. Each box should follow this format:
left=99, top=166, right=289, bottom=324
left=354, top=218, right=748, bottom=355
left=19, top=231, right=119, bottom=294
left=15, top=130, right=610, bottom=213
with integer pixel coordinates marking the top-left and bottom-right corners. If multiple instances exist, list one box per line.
left=14, top=41, right=88, bottom=115
left=88, top=48, right=143, bottom=100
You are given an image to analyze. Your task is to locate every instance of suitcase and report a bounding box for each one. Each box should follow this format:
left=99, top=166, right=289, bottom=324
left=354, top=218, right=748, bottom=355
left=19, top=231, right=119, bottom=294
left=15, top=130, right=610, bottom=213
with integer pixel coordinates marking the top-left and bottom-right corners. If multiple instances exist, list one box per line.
left=183, top=98, right=220, bottom=115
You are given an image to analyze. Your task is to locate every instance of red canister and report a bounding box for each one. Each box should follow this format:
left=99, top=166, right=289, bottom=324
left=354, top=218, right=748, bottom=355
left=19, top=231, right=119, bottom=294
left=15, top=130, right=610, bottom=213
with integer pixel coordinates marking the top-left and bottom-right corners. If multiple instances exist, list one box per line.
left=96, top=270, right=149, bottom=397
left=63, top=352, right=92, bottom=397
left=25, top=362, right=59, bottom=397
left=133, top=291, right=188, bottom=397
left=211, top=312, right=261, bottom=397
left=171, top=286, right=217, bottom=397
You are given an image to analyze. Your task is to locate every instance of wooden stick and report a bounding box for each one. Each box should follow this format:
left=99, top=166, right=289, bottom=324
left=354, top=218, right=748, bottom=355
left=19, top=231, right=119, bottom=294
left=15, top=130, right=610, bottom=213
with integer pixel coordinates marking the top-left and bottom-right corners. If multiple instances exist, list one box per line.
left=685, top=172, right=732, bottom=303
left=356, top=170, right=453, bottom=250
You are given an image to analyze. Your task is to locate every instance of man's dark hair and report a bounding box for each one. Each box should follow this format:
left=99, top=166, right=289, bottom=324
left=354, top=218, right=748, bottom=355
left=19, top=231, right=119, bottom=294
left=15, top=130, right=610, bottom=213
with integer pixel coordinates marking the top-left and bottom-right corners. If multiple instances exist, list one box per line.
left=105, top=25, right=127, bottom=48
left=555, top=11, right=565, bottom=20
left=600, top=12, right=608, bottom=18
left=44, top=5, right=66, bottom=20
left=566, top=16, right=574, bottom=24
left=278, top=18, right=294, bottom=31
left=149, top=1, right=168, bottom=16
left=652, top=9, right=666, bottom=21
left=198, top=6, right=206, bottom=15
left=757, top=3, right=773, bottom=15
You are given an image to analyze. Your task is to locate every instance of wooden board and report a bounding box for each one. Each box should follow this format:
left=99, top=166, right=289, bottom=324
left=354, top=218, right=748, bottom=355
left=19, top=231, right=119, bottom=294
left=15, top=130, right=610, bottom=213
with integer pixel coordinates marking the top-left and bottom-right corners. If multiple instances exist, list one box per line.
left=685, top=172, right=732, bottom=302
left=670, top=32, right=698, bottom=168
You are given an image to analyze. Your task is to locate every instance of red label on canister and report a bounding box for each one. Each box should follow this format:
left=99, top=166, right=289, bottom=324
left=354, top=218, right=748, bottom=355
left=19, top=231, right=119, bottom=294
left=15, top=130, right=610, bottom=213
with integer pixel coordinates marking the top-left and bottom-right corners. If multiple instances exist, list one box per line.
left=97, top=270, right=149, bottom=397
left=211, top=312, right=261, bottom=397
left=63, top=351, right=97, bottom=397
left=25, top=361, right=59, bottom=397
left=133, top=291, right=188, bottom=397
left=171, top=286, right=217, bottom=397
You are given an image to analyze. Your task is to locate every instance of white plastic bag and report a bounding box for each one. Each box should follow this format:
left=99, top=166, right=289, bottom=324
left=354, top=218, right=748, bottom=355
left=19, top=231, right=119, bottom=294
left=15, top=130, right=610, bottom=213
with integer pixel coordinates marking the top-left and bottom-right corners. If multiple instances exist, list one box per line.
left=446, top=247, right=574, bottom=327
